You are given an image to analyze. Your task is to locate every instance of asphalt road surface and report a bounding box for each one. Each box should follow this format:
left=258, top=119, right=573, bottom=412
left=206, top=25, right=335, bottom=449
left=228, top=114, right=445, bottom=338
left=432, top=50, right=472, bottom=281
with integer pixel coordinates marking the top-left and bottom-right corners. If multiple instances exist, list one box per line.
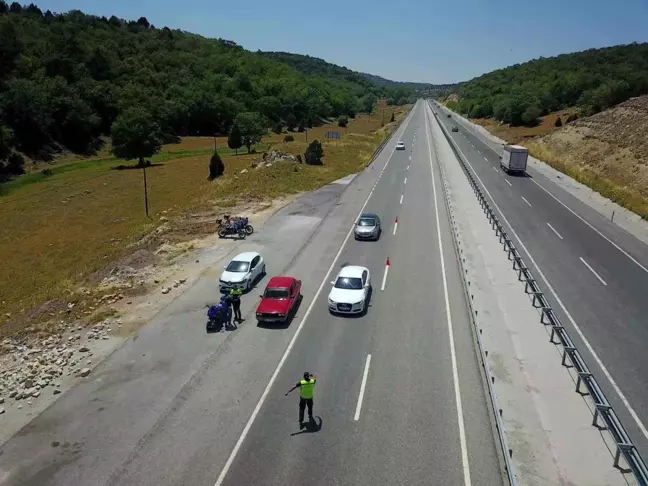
left=0, top=101, right=503, bottom=486
left=431, top=100, right=648, bottom=459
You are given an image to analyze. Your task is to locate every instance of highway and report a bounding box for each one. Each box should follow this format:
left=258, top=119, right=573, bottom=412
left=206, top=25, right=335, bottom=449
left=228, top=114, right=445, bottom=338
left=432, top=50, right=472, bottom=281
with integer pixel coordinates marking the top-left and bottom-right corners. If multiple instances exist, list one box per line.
left=0, top=101, right=504, bottom=486
left=431, top=100, right=648, bottom=458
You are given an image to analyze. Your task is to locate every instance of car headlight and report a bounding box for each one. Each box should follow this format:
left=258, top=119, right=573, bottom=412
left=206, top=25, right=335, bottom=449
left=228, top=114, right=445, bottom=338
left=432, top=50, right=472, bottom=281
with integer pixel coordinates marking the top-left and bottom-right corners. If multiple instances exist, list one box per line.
left=328, top=298, right=335, bottom=305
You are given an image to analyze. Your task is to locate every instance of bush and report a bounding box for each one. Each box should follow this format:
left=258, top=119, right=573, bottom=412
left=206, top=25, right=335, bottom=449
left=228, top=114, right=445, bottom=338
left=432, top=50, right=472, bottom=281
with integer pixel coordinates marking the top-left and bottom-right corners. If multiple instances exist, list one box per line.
left=566, top=113, right=579, bottom=123
left=208, top=151, right=225, bottom=180
left=286, top=114, right=297, bottom=131
left=337, top=115, right=348, bottom=128
left=296, top=154, right=302, bottom=163
left=304, top=140, right=324, bottom=166
left=297, top=121, right=305, bottom=133
left=521, top=105, right=542, bottom=126
left=390, top=112, right=395, bottom=122
left=283, top=135, right=294, bottom=142
left=272, top=122, right=283, bottom=134
left=554, top=117, right=563, bottom=127
left=41, top=168, right=53, bottom=176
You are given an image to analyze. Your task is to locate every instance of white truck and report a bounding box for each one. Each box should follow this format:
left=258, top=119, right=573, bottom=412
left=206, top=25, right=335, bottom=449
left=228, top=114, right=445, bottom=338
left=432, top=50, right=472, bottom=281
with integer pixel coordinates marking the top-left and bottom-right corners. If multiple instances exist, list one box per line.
left=500, top=144, right=528, bottom=174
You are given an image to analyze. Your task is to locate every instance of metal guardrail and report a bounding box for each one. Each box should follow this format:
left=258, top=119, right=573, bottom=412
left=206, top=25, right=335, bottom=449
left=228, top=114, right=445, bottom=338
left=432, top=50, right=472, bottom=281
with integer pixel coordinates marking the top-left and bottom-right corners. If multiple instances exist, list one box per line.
left=428, top=99, right=648, bottom=486
left=428, top=106, right=517, bottom=486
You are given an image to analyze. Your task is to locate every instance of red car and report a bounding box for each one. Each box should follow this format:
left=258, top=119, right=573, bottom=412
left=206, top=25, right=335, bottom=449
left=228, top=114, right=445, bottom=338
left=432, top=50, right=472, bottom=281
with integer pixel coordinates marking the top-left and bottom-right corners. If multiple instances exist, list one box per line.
left=256, top=276, right=302, bottom=324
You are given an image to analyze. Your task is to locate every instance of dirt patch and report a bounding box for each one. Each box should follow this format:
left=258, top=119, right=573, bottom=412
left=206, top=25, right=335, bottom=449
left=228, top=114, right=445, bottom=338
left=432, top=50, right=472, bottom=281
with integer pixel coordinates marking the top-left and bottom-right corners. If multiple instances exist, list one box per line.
left=471, top=109, right=579, bottom=144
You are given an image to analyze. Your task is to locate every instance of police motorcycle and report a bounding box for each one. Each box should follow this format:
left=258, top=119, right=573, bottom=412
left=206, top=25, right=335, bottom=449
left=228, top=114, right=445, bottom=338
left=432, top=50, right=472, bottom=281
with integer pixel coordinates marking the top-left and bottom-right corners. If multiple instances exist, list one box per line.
left=216, top=215, right=247, bottom=240
left=206, top=295, right=233, bottom=332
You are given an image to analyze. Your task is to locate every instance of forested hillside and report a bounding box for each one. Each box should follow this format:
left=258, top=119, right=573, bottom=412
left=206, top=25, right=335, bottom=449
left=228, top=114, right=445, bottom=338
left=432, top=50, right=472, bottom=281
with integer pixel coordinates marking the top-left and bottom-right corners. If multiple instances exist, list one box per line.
left=0, top=2, right=407, bottom=180
left=261, top=51, right=417, bottom=108
left=448, top=43, right=648, bottom=126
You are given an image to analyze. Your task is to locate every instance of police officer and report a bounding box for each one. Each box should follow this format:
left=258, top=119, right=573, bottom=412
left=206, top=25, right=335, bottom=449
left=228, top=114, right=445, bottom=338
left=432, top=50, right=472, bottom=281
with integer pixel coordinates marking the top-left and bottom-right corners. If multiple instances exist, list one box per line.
left=229, top=287, right=243, bottom=322
left=285, top=372, right=316, bottom=427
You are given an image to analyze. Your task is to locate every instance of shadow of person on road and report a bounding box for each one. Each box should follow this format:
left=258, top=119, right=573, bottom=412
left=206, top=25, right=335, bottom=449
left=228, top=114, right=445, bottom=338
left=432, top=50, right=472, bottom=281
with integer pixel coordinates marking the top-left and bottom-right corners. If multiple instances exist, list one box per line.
left=290, top=416, right=322, bottom=437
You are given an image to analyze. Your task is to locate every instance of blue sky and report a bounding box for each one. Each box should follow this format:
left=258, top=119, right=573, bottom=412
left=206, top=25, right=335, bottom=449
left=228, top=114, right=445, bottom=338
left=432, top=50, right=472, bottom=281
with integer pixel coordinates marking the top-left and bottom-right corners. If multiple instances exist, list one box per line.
left=35, top=0, right=648, bottom=84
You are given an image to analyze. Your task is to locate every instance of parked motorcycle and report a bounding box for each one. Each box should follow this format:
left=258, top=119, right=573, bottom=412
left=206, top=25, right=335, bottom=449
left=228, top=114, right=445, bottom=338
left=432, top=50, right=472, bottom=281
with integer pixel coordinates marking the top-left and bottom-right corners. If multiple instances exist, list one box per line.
left=217, top=218, right=246, bottom=239
left=223, top=215, right=254, bottom=235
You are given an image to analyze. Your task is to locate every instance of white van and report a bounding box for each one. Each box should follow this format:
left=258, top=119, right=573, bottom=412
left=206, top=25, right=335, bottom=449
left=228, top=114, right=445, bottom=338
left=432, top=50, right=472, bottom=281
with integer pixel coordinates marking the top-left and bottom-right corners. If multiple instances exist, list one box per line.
left=500, top=145, right=528, bottom=173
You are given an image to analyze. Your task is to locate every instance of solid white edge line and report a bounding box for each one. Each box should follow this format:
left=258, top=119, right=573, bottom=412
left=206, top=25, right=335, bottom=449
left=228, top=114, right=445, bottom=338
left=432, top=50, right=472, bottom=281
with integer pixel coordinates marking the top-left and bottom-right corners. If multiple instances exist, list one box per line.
left=530, top=178, right=648, bottom=275
left=380, top=265, right=389, bottom=291
left=579, top=257, right=608, bottom=286
left=425, top=103, right=472, bottom=486
left=393, top=222, right=398, bottom=235
left=354, top=354, right=372, bottom=421
left=400, top=194, right=404, bottom=204
left=546, top=222, right=563, bottom=240
left=213, top=102, right=417, bottom=486
left=521, top=196, right=532, bottom=207
left=505, top=179, right=512, bottom=187
left=450, top=135, right=648, bottom=442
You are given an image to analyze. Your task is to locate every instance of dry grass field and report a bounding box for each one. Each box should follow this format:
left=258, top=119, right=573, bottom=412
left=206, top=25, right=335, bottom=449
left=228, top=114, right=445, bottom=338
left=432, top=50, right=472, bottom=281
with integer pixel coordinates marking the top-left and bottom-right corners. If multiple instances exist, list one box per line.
left=0, top=103, right=409, bottom=332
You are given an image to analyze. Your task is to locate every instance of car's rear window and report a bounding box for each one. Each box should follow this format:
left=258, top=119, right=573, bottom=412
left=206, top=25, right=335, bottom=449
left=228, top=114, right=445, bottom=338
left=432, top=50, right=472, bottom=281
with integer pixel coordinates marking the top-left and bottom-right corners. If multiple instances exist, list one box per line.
left=358, top=218, right=376, bottom=227
left=264, top=288, right=289, bottom=298
left=334, top=277, right=363, bottom=290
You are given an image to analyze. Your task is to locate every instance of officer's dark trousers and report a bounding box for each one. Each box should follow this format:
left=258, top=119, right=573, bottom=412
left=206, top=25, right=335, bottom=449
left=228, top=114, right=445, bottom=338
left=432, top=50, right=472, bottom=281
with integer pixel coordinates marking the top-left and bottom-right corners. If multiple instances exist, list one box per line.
left=232, top=301, right=242, bottom=321
left=299, top=397, right=313, bottom=422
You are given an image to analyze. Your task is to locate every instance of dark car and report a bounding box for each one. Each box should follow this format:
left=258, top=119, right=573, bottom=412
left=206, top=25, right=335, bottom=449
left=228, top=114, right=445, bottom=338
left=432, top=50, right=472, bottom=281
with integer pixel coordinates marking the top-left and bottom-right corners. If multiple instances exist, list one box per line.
left=451, top=126, right=459, bottom=132
left=354, top=213, right=381, bottom=241
left=256, top=276, right=302, bottom=324
left=447, top=114, right=452, bottom=118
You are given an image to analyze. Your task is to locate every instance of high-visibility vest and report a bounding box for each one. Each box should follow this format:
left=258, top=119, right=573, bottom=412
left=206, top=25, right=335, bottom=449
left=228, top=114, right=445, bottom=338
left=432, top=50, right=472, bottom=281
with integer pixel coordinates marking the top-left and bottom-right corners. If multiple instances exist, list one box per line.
left=300, top=378, right=315, bottom=399
left=229, top=288, right=242, bottom=301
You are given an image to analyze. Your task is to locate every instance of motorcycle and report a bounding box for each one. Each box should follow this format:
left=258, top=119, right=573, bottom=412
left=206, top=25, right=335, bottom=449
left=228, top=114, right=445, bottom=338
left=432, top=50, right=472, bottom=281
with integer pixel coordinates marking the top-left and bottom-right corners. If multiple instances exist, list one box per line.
left=223, top=215, right=254, bottom=235
left=217, top=218, right=246, bottom=239
left=206, top=303, right=233, bottom=332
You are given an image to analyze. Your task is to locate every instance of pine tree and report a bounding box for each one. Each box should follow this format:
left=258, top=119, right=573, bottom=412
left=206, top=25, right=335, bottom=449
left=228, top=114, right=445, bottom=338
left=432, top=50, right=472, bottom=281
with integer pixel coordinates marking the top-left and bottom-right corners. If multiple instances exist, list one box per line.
left=228, top=123, right=242, bottom=155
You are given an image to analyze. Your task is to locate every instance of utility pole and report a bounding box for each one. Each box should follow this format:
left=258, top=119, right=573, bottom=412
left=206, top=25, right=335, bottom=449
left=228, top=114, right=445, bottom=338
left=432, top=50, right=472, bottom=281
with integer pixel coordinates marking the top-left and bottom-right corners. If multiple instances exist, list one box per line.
left=142, top=163, right=150, bottom=218
left=381, top=104, right=385, bottom=127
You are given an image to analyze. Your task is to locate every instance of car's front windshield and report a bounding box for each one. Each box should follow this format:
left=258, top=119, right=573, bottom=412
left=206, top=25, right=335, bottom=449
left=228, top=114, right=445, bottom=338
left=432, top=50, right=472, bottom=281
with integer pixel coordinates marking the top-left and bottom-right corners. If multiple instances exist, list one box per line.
left=226, top=261, right=249, bottom=272
left=264, top=288, right=289, bottom=299
left=358, top=218, right=376, bottom=227
left=334, top=277, right=363, bottom=290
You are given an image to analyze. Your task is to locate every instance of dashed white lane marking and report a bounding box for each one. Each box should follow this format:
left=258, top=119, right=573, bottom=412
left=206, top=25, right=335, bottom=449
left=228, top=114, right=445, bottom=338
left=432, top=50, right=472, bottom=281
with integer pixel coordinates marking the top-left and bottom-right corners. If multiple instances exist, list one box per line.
left=521, top=196, right=532, bottom=207
left=213, top=100, right=418, bottom=486
left=505, top=179, right=512, bottom=187
left=580, top=257, right=608, bottom=286
left=400, top=194, right=404, bottom=204
left=546, top=222, right=563, bottom=240
left=354, top=354, right=372, bottom=421
left=492, top=167, right=498, bottom=173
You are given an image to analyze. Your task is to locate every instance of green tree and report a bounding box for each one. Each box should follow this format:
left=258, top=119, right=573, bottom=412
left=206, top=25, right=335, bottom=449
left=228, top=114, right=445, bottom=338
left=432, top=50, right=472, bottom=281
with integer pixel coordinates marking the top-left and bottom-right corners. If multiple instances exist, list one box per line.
left=283, top=134, right=294, bottom=142
left=110, top=107, right=162, bottom=166
left=337, top=115, right=348, bottom=127
left=285, top=113, right=297, bottom=131
left=521, top=105, right=542, bottom=126
left=272, top=121, right=283, bottom=134
left=390, top=112, right=395, bottom=122
left=304, top=140, right=324, bottom=166
left=208, top=150, right=224, bottom=180
left=554, top=117, right=563, bottom=127
left=227, top=122, right=242, bottom=155
left=297, top=120, right=305, bottom=132
left=234, top=112, right=265, bottom=153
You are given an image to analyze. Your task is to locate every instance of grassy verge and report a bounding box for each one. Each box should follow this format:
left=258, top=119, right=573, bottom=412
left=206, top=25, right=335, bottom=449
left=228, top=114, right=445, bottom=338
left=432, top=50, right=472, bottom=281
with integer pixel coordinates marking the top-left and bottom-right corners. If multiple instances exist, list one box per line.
left=0, top=104, right=410, bottom=331
left=525, top=142, right=648, bottom=220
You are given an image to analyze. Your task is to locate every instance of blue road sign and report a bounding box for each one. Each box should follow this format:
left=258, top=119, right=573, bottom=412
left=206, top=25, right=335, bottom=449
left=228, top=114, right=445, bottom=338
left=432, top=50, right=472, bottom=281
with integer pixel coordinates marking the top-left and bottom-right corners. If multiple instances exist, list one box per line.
left=324, top=131, right=341, bottom=140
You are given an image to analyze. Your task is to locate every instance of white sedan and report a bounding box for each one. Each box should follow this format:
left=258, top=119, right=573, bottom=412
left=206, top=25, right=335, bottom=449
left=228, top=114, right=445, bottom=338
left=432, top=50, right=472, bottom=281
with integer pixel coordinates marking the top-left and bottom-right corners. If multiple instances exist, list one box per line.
left=219, top=251, right=266, bottom=293
left=395, top=141, right=406, bottom=150
left=328, top=265, right=371, bottom=315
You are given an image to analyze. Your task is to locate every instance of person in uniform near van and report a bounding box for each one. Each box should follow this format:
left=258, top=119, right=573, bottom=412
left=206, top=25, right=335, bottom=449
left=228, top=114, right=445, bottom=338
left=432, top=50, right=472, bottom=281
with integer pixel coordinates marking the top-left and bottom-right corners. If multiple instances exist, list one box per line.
left=285, top=372, right=316, bottom=427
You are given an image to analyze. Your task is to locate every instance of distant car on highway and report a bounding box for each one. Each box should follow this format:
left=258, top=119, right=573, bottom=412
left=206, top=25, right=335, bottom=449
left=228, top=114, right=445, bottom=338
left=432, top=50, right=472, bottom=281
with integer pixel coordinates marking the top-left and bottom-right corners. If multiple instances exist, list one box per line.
left=395, top=141, right=406, bottom=150
left=255, top=276, right=302, bottom=324
left=447, top=114, right=452, bottom=118
left=354, top=213, right=381, bottom=241
left=220, top=251, right=265, bottom=293
left=328, top=265, right=371, bottom=315
left=451, top=126, right=459, bottom=132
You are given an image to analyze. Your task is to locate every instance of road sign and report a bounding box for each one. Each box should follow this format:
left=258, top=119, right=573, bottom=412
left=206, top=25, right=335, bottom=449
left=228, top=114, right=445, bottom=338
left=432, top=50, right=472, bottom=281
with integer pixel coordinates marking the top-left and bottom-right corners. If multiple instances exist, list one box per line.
left=324, top=131, right=340, bottom=140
